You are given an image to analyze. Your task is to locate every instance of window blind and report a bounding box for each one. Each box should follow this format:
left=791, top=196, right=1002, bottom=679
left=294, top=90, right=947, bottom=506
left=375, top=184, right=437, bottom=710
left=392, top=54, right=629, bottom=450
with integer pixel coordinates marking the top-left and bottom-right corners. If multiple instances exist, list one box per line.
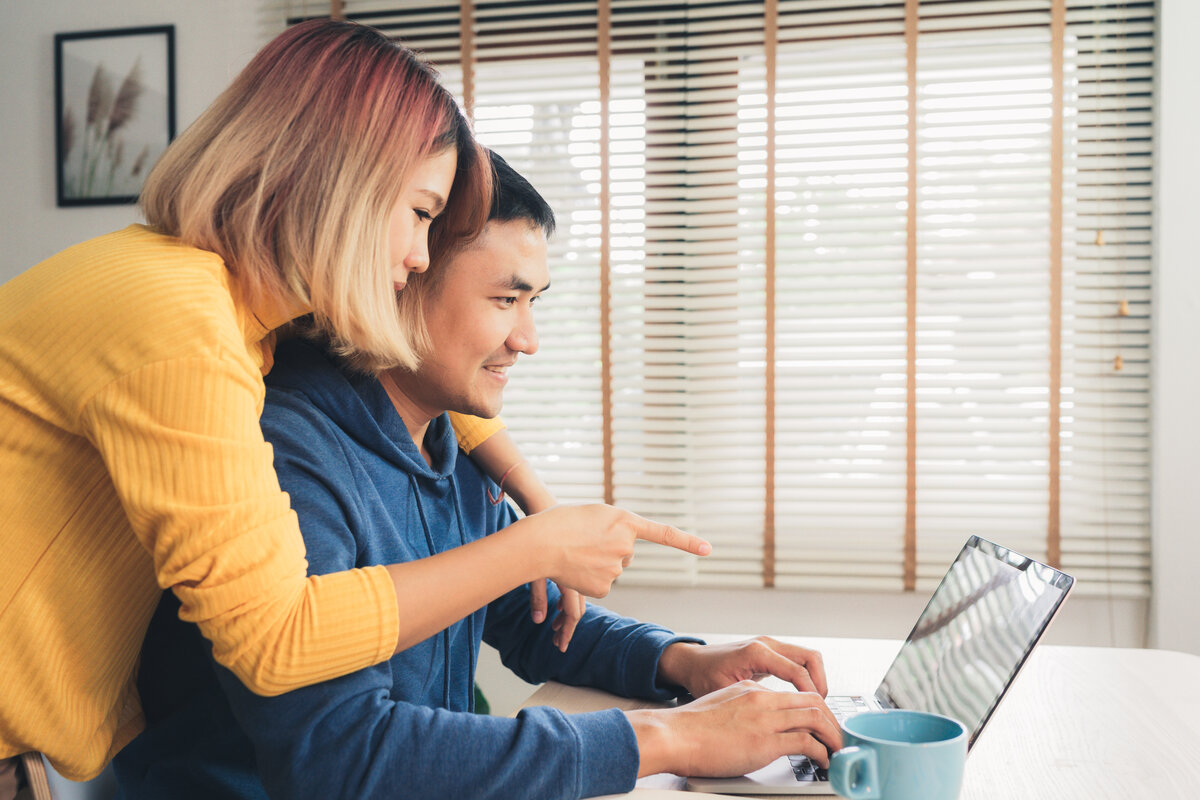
left=1059, top=1, right=1153, bottom=597
left=276, top=0, right=1153, bottom=598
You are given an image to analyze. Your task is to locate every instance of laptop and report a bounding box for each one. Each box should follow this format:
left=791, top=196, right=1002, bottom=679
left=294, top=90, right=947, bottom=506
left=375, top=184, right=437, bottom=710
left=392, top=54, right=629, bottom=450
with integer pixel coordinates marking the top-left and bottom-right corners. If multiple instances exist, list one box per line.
left=686, top=535, right=1074, bottom=795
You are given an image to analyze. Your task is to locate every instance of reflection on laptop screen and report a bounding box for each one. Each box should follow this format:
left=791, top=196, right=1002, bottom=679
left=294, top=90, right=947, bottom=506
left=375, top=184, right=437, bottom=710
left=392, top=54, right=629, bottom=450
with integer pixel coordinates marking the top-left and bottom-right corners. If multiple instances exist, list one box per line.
left=876, top=536, right=1074, bottom=747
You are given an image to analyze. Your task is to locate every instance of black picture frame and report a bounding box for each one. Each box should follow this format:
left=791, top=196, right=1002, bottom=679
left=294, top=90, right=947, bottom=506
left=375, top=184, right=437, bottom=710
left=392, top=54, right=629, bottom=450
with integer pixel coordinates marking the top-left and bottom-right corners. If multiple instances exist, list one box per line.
left=54, top=25, right=176, bottom=207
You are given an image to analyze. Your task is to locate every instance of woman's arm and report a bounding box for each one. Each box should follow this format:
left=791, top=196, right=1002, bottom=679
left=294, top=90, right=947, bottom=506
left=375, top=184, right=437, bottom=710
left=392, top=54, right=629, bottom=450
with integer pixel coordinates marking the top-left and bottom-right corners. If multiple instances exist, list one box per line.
left=262, top=403, right=709, bottom=659
left=464, top=428, right=556, bottom=513
left=84, top=356, right=400, bottom=696
left=383, top=504, right=707, bottom=655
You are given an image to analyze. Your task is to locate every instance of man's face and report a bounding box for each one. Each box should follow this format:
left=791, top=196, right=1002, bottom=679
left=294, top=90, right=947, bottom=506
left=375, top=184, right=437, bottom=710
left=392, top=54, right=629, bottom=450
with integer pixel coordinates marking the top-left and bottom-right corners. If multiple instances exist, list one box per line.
left=408, top=219, right=549, bottom=420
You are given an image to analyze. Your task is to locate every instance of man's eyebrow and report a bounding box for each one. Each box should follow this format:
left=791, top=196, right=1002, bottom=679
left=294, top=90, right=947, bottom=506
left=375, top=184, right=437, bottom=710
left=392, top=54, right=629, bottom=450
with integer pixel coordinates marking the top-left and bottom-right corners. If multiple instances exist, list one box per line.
left=497, top=273, right=551, bottom=293
left=416, top=189, right=447, bottom=213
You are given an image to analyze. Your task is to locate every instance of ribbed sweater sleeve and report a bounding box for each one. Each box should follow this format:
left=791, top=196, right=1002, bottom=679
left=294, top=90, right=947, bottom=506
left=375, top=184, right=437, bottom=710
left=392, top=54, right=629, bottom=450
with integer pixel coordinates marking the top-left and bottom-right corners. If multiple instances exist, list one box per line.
left=79, top=350, right=399, bottom=696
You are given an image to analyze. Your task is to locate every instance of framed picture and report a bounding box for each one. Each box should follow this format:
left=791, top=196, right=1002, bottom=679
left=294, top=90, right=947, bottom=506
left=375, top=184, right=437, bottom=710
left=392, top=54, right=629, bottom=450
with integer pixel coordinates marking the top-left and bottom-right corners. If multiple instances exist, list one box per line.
left=55, top=25, right=176, bottom=206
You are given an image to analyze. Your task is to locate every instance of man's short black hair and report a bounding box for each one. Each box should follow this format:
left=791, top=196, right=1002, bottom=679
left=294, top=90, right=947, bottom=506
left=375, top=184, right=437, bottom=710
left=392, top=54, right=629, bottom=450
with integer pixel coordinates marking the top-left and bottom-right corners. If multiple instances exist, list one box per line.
left=488, top=150, right=555, bottom=237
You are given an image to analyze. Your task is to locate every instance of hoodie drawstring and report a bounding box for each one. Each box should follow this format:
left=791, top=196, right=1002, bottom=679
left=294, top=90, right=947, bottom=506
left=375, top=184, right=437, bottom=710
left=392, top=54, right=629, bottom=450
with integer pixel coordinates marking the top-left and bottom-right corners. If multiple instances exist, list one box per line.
left=409, top=473, right=454, bottom=710
left=448, top=473, right=477, bottom=712
left=409, top=471, right=477, bottom=712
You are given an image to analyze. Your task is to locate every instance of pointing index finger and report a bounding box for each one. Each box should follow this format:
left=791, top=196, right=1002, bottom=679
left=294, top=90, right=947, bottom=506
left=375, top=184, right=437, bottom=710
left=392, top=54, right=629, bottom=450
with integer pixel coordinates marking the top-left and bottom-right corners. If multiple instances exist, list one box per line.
left=632, top=517, right=711, bottom=556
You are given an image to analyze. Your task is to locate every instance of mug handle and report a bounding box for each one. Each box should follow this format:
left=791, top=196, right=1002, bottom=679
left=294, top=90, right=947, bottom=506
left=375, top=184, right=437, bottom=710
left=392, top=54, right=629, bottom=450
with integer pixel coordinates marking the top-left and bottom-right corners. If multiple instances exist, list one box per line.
left=828, top=746, right=879, bottom=800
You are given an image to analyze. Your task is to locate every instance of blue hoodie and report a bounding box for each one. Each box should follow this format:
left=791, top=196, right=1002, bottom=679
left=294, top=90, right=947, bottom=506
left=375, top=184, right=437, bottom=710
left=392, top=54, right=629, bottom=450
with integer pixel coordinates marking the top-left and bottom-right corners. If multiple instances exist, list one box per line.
left=114, top=338, right=696, bottom=800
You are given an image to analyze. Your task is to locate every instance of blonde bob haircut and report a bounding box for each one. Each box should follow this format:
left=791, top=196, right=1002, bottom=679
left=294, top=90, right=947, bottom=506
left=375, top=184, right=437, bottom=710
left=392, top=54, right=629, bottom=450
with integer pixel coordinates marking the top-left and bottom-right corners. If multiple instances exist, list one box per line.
left=140, top=19, right=491, bottom=371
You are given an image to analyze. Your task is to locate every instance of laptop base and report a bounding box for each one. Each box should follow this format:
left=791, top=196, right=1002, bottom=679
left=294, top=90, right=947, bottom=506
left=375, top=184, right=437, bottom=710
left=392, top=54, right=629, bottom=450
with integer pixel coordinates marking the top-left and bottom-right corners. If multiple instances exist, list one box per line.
left=685, top=757, right=836, bottom=795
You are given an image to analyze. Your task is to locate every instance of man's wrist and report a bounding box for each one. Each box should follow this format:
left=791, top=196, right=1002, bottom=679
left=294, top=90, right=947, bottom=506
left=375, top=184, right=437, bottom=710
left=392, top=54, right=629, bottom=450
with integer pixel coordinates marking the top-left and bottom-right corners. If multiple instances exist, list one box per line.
left=627, top=709, right=677, bottom=778
left=656, top=641, right=702, bottom=694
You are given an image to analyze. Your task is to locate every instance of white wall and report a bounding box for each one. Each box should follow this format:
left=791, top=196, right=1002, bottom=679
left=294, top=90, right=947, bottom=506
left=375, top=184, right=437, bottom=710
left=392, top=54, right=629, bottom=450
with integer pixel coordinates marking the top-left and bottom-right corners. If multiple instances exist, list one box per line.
left=1, top=0, right=1196, bottom=720
left=0, top=0, right=265, bottom=280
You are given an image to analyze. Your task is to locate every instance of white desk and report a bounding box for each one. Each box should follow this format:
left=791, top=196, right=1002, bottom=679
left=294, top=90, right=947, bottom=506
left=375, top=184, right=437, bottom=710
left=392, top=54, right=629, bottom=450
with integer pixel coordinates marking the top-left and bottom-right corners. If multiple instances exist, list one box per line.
left=517, top=636, right=1200, bottom=799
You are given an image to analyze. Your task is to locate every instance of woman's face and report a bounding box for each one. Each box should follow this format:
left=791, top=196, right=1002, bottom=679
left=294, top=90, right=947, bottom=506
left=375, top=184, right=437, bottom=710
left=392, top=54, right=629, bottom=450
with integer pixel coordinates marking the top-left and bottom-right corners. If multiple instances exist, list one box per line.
left=388, top=147, right=458, bottom=291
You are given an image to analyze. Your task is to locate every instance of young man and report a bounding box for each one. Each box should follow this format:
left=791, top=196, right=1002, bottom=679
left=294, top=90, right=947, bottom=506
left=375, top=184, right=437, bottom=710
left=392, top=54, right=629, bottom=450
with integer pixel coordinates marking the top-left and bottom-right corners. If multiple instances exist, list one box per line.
left=113, top=154, right=842, bottom=800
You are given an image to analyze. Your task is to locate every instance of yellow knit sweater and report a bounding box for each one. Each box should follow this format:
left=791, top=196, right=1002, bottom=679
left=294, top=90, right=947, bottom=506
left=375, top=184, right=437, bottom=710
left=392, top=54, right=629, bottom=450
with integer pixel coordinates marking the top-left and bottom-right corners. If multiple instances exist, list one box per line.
left=0, top=225, right=503, bottom=779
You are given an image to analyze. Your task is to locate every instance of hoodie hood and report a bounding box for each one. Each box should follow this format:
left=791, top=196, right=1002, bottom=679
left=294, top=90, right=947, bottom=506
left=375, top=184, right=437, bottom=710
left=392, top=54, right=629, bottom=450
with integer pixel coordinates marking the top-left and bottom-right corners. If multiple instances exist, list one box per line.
left=265, top=337, right=458, bottom=481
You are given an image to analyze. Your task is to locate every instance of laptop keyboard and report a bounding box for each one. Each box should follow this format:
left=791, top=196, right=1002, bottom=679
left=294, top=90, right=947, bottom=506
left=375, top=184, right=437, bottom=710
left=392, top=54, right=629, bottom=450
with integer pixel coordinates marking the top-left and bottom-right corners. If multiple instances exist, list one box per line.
left=787, top=695, right=871, bottom=782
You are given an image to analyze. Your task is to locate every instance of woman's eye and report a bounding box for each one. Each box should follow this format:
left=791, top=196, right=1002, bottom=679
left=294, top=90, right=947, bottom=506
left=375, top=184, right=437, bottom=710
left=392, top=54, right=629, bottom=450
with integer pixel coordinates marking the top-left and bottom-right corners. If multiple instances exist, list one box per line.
left=414, top=209, right=433, bottom=222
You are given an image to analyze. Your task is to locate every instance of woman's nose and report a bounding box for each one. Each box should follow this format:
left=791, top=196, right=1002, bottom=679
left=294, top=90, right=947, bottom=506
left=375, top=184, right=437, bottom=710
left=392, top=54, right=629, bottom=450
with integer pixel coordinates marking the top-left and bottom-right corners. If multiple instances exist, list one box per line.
left=404, top=233, right=430, bottom=273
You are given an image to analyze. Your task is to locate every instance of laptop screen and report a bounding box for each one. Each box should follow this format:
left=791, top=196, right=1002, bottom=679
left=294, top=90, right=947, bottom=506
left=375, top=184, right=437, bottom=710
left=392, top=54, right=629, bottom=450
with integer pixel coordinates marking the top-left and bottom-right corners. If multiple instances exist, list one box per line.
left=874, top=536, right=1074, bottom=748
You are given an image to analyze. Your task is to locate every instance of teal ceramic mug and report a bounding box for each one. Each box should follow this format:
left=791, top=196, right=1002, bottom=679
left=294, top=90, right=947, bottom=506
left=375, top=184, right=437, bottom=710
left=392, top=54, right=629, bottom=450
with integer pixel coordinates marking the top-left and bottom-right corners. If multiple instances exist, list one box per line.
left=828, top=710, right=967, bottom=800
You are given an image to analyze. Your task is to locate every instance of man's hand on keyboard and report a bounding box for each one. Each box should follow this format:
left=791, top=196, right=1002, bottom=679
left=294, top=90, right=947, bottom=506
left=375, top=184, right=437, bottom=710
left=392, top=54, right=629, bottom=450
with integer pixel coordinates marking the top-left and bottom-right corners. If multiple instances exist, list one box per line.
left=656, top=636, right=830, bottom=699
left=628, top=680, right=844, bottom=778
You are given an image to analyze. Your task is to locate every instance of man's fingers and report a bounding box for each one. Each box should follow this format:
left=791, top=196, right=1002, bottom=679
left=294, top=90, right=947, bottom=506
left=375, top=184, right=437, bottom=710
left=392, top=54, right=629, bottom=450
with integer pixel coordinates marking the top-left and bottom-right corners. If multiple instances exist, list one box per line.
left=551, top=587, right=586, bottom=652
left=775, top=732, right=835, bottom=769
left=798, top=697, right=842, bottom=750
left=797, top=650, right=828, bottom=698
left=792, top=652, right=830, bottom=700
left=758, top=648, right=818, bottom=695
left=768, top=640, right=829, bottom=697
left=746, top=637, right=828, bottom=697
left=529, top=579, right=549, bottom=624
left=774, top=701, right=843, bottom=757
left=562, top=588, right=587, bottom=620
left=555, top=611, right=582, bottom=652
left=767, top=688, right=840, bottom=737
left=631, top=516, right=711, bottom=556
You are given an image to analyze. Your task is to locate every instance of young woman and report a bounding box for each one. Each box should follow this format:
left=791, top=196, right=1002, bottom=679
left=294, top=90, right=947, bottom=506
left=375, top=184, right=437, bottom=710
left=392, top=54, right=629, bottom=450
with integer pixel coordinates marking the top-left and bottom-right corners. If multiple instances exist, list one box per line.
left=0, top=20, right=706, bottom=782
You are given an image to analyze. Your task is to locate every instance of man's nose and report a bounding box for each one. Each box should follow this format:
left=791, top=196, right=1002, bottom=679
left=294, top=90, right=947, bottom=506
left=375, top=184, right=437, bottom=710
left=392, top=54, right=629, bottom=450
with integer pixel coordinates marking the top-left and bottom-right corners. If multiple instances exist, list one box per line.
left=509, top=313, right=538, bottom=355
